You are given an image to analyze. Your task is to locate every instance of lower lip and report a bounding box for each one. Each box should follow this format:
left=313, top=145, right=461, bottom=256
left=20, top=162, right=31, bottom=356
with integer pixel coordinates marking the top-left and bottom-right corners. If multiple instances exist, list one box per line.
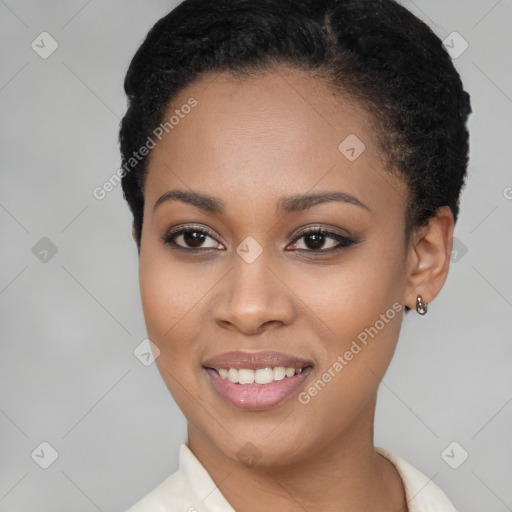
left=205, top=367, right=313, bottom=410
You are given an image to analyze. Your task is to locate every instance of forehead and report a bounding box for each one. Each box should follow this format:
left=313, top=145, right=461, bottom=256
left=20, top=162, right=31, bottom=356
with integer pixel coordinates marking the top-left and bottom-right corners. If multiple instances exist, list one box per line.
left=144, top=68, right=407, bottom=220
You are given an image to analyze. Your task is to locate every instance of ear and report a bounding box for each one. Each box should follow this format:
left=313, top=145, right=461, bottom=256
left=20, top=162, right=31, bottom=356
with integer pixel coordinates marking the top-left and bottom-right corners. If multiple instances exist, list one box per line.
left=403, top=206, right=454, bottom=310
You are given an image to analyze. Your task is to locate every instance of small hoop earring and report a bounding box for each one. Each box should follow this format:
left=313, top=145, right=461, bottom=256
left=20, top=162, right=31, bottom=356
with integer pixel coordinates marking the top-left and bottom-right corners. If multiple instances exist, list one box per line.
left=416, top=296, right=428, bottom=315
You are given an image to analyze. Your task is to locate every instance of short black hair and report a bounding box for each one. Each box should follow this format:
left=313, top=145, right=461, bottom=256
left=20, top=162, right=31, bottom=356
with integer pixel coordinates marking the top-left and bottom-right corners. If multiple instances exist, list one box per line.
left=119, top=0, right=471, bottom=247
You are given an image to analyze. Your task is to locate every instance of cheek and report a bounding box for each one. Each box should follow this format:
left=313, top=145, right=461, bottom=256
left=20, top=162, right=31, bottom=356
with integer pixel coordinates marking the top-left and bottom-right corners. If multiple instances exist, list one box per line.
left=138, top=255, right=200, bottom=407
left=138, top=244, right=202, bottom=340
left=138, top=255, right=194, bottom=390
left=294, top=263, right=405, bottom=442
left=138, top=245, right=215, bottom=384
left=139, top=263, right=182, bottom=341
left=289, top=239, right=405, bottom=406
left=139, top=262, right=219, bottom=441
left=288, top=239, right=405, bottom=342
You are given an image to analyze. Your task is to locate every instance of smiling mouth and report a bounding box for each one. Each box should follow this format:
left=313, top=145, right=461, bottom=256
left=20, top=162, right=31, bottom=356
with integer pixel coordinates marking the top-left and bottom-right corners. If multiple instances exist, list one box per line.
left=207, top=365, right=313, bottom=385
left=201, top=350, right=314, bottom=409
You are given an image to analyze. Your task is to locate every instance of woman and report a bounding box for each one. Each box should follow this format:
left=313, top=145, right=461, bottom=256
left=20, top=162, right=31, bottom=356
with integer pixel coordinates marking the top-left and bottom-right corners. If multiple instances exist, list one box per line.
left=120, top=0, right=471, bottom=510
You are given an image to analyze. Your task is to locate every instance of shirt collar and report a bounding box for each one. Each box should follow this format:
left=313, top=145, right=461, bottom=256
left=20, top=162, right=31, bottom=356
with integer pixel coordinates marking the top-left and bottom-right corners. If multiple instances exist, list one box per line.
left=180, top=443, right=457, bottom=512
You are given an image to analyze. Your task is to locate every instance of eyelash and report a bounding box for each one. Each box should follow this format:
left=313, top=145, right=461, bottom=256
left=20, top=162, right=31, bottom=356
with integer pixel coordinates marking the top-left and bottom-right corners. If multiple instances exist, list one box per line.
left=160, top=224, right=358, bottom=255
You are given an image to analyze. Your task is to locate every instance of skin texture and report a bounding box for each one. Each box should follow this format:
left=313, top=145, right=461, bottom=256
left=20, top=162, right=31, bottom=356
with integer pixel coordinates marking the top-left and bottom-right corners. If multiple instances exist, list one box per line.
left=135, top=67, right=454, bottom=511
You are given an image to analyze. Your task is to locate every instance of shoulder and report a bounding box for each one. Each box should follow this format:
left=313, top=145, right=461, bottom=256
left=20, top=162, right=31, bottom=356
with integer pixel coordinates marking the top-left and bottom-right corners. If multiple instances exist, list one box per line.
left=125, top=444, right=236, bottom=512
left=375, top=446, right=458, bottom=512
left=125, top=466, right=196, bottom=512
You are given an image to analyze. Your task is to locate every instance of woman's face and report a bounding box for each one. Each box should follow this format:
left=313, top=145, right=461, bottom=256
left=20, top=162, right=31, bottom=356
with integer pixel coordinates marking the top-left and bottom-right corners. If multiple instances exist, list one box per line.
left=138, top=67, right=412, bottom=466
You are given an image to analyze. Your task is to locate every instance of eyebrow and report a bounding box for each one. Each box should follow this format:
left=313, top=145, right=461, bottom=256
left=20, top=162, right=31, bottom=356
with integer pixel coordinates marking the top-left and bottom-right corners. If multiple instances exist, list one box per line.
left=153, top=189, right=370, bottom=215
left=276, top=191, right=369, bottom=214
left=153, top=189, right=224, bottom=214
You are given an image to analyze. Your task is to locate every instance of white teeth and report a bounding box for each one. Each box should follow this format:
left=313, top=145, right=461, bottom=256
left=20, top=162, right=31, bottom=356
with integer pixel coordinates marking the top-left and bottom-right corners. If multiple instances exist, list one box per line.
left=238, top=369, right=255, bottom=384
left=273, top=366, right=286, bottom=381
left=255, top=367, right=274, bottom=384
left=285, top=367, right=295, bottom=377
left=216, top=366, right=306, bottom=384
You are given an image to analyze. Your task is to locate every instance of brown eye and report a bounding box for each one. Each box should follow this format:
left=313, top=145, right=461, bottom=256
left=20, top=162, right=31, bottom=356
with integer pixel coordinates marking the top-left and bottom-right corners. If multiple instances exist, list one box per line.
left=161, top=226, right=224, bottom=251
left=302, top=232, right=328, bottom=250
left=182, top=230, right=207, bottom=248
left=288, top=228, right=357, bottom=253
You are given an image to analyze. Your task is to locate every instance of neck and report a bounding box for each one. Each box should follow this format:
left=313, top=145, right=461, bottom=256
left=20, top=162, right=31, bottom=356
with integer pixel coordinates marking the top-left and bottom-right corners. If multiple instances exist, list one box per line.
left=186, top=395, right=408, bottom=512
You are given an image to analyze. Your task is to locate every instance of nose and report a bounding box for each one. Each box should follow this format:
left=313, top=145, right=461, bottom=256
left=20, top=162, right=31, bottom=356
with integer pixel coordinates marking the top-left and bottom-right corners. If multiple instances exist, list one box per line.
left=212, top=253, right=296, bottom=336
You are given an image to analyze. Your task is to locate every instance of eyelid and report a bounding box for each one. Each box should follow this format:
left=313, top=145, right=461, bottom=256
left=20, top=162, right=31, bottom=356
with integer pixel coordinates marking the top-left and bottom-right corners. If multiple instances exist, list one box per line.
left=166, top=223, right=219, bottom=239
left=289, top=224, right=353, bottom=241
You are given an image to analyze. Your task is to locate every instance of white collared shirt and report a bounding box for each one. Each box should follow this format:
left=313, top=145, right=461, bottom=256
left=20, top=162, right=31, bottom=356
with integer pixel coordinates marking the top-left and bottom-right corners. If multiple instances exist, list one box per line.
left=126, top=444, right=457, bottom=511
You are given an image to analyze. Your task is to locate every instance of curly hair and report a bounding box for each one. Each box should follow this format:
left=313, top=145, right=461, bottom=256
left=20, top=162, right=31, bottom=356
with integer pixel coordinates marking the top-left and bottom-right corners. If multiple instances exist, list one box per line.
left=119, top=0, right=471, bottom=249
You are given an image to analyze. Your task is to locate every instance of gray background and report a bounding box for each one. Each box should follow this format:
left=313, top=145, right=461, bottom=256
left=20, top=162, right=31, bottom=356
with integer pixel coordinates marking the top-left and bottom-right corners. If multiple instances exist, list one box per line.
left=1, top=0, right=511, bottom=510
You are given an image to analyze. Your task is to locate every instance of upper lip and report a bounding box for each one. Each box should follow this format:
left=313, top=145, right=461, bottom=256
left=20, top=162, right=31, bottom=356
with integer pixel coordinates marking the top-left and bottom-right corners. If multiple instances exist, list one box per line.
left=202, top=350, right=313, bottom=370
